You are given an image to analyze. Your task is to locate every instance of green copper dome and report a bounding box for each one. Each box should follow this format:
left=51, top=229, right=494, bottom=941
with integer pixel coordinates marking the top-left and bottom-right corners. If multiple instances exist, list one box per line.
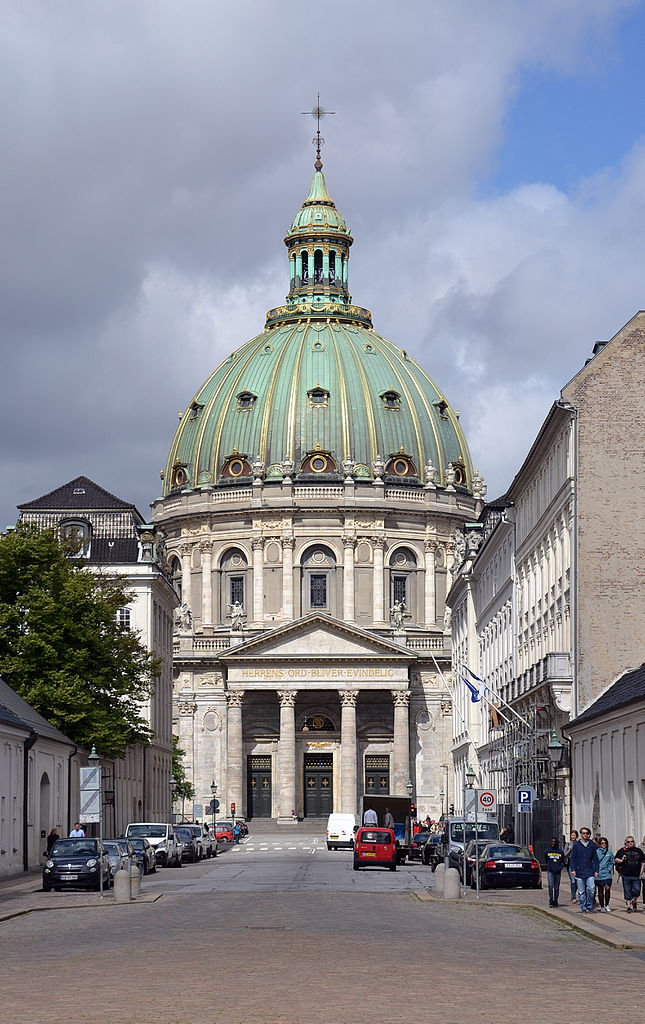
left=163, top=165, right=473, bottom=494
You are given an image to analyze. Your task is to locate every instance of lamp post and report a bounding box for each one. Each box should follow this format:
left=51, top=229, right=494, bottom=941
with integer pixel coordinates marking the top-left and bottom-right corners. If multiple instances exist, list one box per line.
left=169, top=779, right=177, bottom=823
left=210, top=780, right=218, bottom=834
left=465, top=765, right=479, bottom=899
left=88, top=745, right=104, bottom=898
left=547, top=729, right=564, bottom=837
left=440, top=789, right=445, bottom=820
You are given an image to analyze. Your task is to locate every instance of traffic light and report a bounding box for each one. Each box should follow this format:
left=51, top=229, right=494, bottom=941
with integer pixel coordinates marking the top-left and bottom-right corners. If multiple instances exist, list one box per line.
left=410, top=802, right=416, bottom=816
left=231, top=802, right=236, bottom=815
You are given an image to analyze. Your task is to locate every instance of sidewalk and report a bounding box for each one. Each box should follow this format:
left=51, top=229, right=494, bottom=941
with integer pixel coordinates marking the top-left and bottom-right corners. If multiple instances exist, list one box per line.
left=415, top=882, right=645, bottom=950
left=0, top=869, right=159, bottom=922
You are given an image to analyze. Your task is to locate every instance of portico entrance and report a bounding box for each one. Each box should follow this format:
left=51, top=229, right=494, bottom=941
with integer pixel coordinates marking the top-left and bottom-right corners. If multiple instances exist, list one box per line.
left=304, top=753, right=333, bottom=818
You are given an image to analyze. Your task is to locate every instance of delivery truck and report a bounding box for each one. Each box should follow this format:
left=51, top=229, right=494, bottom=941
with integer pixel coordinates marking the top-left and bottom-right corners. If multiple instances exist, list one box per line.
left=360, top=794, right=412, bottom=863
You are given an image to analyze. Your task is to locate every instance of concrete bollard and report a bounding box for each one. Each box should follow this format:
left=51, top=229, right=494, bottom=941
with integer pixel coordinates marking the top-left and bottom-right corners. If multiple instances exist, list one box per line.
left=443, top=866, right=461, bottom=899
left=113, top=868, right=131, bottom=903
left=433, top=862, right=445, bottom=891
left=129, top=863, right=141, bottom=899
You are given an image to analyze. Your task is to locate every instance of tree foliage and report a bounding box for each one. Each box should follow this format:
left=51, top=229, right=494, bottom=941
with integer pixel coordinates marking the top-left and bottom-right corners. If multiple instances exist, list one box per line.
left=0, top=524, right=160, bottom=757
left=171, top=735, right=195, bottom=802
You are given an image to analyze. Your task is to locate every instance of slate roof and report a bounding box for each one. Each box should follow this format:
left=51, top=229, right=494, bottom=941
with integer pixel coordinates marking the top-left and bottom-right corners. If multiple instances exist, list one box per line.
left=567, top=664, right=645, bottom=729
left=0, top=677, right=76, bottom=747
left=18, top=475, right=141, bottom=515
left=90, top=537, right=140, bottom=564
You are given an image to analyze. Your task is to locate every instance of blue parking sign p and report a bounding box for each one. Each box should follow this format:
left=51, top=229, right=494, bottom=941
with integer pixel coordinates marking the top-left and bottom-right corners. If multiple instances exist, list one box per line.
left=516, top=786, right=534, bottom=813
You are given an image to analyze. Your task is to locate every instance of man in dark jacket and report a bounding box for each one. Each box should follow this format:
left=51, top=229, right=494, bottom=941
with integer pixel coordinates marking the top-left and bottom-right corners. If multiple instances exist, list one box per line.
left=569, top=827, right=599, bottom=913
left=543, top=837, right=565, bottom=907
left=614, top=836, right=645, bottom=913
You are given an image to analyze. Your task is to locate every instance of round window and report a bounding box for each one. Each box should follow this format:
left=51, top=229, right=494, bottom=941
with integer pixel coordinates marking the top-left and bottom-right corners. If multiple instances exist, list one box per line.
left=393, top=459, right=409, bottom=476
left=311, top=455, right=328, bottom=473
left=173, top=468, right=187, bottom=487
left=454, top=465, right=464, bottom=484
left=229, top=459, right=244, bottom=477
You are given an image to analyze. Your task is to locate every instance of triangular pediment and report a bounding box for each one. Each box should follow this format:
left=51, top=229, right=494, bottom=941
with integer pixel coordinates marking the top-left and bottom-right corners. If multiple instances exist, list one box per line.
left=219, top=613, right=415, bottom=663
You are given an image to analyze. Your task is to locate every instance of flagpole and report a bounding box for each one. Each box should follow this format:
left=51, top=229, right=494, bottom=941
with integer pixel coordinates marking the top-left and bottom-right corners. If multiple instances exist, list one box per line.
left=462, top=664, right=532, bottom=728
left=430, top=653, right=479, bottom=754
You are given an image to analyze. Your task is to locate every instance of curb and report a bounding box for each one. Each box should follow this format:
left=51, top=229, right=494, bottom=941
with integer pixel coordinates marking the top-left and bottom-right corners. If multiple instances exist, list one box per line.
left=0, top=892, right=163, bottom=925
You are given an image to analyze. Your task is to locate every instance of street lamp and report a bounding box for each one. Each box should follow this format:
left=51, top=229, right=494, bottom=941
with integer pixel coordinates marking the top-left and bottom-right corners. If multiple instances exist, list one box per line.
left=169, top=778, right=177, bottom=823
left=440, top=789, right=445, bottom=819
left=465, top=765, right=476, bottom=788
left=88, top=745, right=104, bottom=897
left=464, top=765, right=478, bottom=899
left=210, top=780, right=218, bottom=833
left=547, top=730, right=564, bottom=766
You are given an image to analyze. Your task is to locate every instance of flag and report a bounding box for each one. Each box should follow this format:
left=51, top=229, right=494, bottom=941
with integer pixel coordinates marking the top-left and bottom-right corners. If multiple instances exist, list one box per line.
left=461, top=674, right=480, bottom=703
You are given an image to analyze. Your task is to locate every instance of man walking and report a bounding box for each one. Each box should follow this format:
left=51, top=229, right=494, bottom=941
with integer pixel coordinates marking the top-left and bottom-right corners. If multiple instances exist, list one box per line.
left=69, top=822, right=85, bottom=837
left=569, top=827, right=599, bottom=913
left=363, top=806, right=378, bottom=826
left=614, top=836, right=645, bottom=913
left=543, top=837, right=565, bottom=907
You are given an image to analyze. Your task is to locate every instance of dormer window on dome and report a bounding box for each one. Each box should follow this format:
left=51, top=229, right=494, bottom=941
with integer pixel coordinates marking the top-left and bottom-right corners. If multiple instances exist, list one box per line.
left=189, top=401, right=204, bottom=420
left=308, top=385, right=329, bottom=408
left=381, top=389, right=401, bottom=411
left=221, top=450, right=252, bottom=479
left=236, top=390, right=257, bottom=412
left=452, top=457, right=467, bottom=486
left=434, top=398, right=449, bottom=419
left=170, top=460, right=189, bottom=490
left=386, top=448, right=417, bottom=478
left=300, top=446, right=337, bottom=475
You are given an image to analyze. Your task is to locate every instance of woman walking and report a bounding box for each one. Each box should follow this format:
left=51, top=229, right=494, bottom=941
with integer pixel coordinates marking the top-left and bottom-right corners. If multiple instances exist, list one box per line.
left=595, top=837, right=614, bottom=912
left=564, top=830, right=579, bottom=903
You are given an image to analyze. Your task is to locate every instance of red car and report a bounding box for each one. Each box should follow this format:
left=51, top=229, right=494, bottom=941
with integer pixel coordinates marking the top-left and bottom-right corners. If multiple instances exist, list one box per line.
left=353, top=827, right=397, bottom=871
left=214, top=823, right=233, bottom=843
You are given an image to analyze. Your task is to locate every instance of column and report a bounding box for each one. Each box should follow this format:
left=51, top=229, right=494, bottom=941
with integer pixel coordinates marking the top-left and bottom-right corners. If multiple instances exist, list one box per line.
left=226, top=691, right=245, bottom=817
left=339, top=690, right=358, bottom=814
left=343, top=535, right=355, bottom=623
left=424, top=539, right=436, bottom=627
left=372, top=537, right=386, bottom=624
left=277, top=690, right=297, bottom=823
left=252, top=538, right=264, bottom=625
left=201, top=543, right=213, bottom=627
left=282, top=537, right=295, bottom=620
left=180, top=543, right=192, bottom=610
left=307, top=250, right=314, bottom=284
left=392, top=690, right=410, bottom=796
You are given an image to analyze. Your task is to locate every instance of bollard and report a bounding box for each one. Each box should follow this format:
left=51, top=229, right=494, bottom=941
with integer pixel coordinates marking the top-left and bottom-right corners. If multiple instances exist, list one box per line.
left=443, top=866, right=461, bottom=899
left=433, top=862, right=445, bottom=891
left=113, top=868, right=131, bottom=903
left=129, top=863, right=141, bottom=899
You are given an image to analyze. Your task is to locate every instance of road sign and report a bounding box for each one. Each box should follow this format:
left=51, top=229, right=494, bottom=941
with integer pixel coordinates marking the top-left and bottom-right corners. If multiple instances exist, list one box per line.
left=463, top=788, right=497, bottom=817
left=516, top=785, right=535, bottom=813
left=79, top=765, right=101, bottom=823
left=478, top=790, right=496, bottom=811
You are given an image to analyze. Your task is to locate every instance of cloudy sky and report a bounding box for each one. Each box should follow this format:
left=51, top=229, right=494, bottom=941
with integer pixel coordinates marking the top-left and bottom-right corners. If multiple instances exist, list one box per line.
left=2, top=0, right=645, bottom=526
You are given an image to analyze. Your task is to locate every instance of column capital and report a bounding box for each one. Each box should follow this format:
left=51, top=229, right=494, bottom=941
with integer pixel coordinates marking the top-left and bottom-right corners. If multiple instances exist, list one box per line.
left=391, top=690, right=410, bottom=707
left=199, top=540, right=213, bottom=556
left=281, top=536, right=296, bottom=550
left=342, top=534, right=356, bottom=548
left=177, top=700, right=196, bottom=716
left=277, top=690, right=298, bottom=707
left=180, top=542, right=192, bottom=557
left=251, top=537, right=264, bottom=551
left=371, top=536, right=386, bottom=551
left=338, top=689, right=359, bottom=707
left=424, top=538, right=438, bottom=553
left=226, top=691, right=245, bottom=708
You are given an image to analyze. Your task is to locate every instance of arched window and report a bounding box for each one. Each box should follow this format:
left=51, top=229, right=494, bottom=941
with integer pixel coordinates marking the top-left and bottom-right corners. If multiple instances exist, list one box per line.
left=220, top=548, right=248, bottom=622
left=388, top=547, right=418, bottom=621
left=329, top=251, right=336, bottom=283
left=314, top=249, right=323, bottom=283
left=301, top=250, right=309, bottom=283
left=169, top=556, right=182, bottom=600
left=301, top=545, right=337, bottom=615
left=60, top=518, right=92, bottom=558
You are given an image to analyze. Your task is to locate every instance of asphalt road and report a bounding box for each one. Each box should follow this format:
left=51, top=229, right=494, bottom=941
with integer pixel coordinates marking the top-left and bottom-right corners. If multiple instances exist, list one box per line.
left=2, top=829, right=645, bottom=1024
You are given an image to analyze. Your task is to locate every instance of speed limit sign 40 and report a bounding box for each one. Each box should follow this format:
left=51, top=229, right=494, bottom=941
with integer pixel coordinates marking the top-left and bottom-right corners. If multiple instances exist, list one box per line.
left=479, top=790, right=496, bottom=810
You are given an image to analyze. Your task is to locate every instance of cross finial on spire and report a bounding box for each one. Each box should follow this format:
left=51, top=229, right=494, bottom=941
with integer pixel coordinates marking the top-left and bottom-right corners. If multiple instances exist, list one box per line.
left=302, top=93, right=335, bottom=171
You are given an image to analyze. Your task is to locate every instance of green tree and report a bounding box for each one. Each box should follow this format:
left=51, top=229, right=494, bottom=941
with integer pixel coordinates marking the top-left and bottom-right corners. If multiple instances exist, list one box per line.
left=0, top=524, right=160, bottom=757
left=171, top=735, right=195, bottom=802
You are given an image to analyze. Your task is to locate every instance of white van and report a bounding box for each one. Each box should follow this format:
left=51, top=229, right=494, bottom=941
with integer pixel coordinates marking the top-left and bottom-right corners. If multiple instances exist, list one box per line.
left=326, top=813, right=359, bottom=850
left=125, top=823, right=179, bottom=867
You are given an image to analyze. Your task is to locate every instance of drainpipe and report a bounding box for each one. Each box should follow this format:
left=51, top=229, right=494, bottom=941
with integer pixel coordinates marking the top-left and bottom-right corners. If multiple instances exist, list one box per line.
left=67, top=745, right=78, bottom=837
left=556, top=400, right=578, bottom=719
left=22, top=730, right=38, bottom=872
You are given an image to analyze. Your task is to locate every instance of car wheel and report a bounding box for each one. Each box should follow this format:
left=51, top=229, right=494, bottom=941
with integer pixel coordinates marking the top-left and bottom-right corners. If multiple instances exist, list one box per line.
left=353, top=860, right=360, bottom=871
left=42, top=883, right=52, bottom=892
left=390, top=860, right=397, bottom=872
left=479, top=873, right=488, bottom=890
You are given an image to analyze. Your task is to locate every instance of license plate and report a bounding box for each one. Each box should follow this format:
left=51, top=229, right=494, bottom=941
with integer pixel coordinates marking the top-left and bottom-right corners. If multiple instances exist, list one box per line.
left=60, top=874, right=78, bottom=880
left=363, top=852, right=376, bottom=857
left=330, top=834, right=339, bottom=839
left=505, top=863, right=522, bottom=868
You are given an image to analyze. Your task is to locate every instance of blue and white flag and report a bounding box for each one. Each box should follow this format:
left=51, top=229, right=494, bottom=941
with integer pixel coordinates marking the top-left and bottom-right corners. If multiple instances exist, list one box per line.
left=461, top=674, right=481, bottom=703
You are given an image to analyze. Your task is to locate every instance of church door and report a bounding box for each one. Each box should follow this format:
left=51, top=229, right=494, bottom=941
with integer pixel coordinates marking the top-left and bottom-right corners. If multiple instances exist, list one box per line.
left=304, top=753, right=333, bottom=818
left=247, top=756, right=272, bottom=819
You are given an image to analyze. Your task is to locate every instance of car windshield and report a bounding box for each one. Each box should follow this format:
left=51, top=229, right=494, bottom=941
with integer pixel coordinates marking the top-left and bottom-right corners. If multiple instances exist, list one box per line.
left=359, top=831, right=392, bottom=844
left=451, top=822, right=499, bottom=843
left=129, top=839, right=146, bottom=850
left=51, top=840, right=97, bottom=857
left=487, top=845, right=529, bottom=859
left=103, top=842, right=120, bottom=851
left=127, top=825, right=167, bottom=838
left=174, top=828, right=193, bottom=840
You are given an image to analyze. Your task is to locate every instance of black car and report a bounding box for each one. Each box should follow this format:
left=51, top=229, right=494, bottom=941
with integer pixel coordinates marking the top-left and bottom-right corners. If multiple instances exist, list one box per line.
left=409, top=832, right=432, bottom=861
left=423, top=834, right=443, bottom=868
left=43, top=837, right=111, bottom=892
left=128, top=837, right=157, bottom=875
left=174, top=826, right=200, bottom=862
left=456, top=839, right=491, bottom=883
left=473, top=843, right=542, bottom=890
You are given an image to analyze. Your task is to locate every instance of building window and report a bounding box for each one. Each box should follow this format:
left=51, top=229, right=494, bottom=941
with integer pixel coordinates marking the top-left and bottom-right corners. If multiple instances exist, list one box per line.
left=60, top=518, right=92, bottom=558
left=116, top=607, right=131, bottom=629
left=392, top=574, right=407, bottom=607
left=230, top=576, right=244, bottom=607
left=308, top=386, right=329, bottom=408
left=380, top=389, right=401, bottom=411
left=329, top=251, right=336, bottom=283
left=310, top=574, right=327, bottom=608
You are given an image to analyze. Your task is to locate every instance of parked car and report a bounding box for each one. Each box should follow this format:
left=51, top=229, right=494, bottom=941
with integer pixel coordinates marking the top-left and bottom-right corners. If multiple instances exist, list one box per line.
left=454, top=839, right=491, bottom=883
left=128, top=837, right=157, bottom=875
left=184, top=822, right=212, bottom=859
left=423, top=834, right=443, bottom=869
left=103, top=839, right=131, bottom=879
left=199, top=825, right=216, bottom=858
left=43, top=837, right=111, bottom=892
left=326, top=812, right=359, bottom=850
left=174, top=825, right=200, bottom=862
left=124, top=823, right=180, bottom=867
left=409, top=831, right=432, bottom=861
left=472, top=843, right=542, bottom=890
left=214, top=822, right=233, bottom=843
left=172, top=832, right=185, bottom=866
left=353, top=827, right=397, bottom=872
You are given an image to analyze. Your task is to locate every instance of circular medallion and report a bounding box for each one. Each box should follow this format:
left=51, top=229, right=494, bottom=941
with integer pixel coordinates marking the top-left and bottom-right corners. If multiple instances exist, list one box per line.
left=415, top=709, right=435, bottom=732
left=393, top=458, right=409, bottom=476
left=311, top=455, right=328, bottom=473
left=229, top=459, right=244, bottom=477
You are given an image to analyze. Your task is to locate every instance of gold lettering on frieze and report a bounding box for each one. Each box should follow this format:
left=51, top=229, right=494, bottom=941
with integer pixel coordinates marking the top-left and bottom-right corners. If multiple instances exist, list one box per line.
left=238, top=666, right=398, bottom=680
